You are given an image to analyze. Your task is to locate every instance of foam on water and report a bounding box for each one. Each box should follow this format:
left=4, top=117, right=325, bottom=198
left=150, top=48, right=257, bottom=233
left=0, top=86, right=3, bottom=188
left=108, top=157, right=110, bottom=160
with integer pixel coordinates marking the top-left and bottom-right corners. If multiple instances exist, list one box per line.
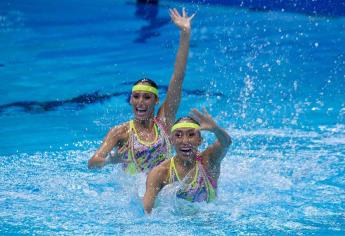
left=1, top=124, right=344, bottom=234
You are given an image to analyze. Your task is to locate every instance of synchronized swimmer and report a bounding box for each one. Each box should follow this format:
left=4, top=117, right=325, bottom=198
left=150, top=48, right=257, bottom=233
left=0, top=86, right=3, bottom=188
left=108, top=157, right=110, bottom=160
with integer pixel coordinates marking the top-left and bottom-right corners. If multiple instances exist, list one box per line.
left=88, top=8, right=231, bottom=213
left=143, top=109, right=231, bottom=213
left=88, top=8, right=195, bottom=174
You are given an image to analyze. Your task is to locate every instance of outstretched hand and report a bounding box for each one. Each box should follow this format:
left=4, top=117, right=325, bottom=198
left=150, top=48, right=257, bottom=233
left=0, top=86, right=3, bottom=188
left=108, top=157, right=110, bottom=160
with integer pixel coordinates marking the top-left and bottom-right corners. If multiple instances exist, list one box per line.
left=190, top=108, right=217, bottom=131
left=169, top=7, right=195, bottom=32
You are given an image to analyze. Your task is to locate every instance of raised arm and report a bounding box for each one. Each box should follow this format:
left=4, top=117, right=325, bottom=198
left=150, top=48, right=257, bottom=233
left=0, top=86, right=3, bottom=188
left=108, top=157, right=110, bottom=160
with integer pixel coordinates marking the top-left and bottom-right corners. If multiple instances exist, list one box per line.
left=158, top=8, right=195, bottom=129
left=191, top=108, right=232, bottom=163
left=87, top=124, right=128, bottom=169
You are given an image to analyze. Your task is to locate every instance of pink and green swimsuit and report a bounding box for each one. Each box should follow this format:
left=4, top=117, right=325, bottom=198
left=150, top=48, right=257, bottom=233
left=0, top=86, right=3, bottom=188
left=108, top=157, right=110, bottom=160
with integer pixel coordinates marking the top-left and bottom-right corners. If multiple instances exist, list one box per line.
left=122, top=118, right=171, bottom=175
left=169, top=156, right=217, bottom=202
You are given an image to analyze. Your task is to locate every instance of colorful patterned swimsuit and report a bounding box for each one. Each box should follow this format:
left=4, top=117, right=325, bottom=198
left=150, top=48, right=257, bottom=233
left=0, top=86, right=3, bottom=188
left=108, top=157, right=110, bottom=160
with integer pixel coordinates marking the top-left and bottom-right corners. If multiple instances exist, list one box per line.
left=169, top=156, right=217, bottom=202
left=122, top=118, right=171, bottom=174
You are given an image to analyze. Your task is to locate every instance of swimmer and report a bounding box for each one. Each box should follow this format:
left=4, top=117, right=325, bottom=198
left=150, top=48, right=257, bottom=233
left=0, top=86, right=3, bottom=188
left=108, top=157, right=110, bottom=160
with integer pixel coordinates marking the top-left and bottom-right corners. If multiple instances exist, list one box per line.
left=88, top=8, right=196, bottom=174
left=143, top=108, right=231, bottom=213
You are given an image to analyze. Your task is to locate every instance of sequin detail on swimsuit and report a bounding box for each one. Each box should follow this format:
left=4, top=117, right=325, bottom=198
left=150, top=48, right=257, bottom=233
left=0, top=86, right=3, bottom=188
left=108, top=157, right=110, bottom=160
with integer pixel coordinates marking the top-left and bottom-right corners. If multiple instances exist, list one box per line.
left=169, top=156, right=217, bottom=202
left=122, top=118, right=171, bottom=174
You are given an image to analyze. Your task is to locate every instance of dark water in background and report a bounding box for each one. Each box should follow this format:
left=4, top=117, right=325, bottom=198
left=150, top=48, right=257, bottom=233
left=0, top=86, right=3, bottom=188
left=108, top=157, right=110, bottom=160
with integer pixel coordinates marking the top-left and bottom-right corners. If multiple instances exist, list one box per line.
left=177, top=0, right=345, bottom=17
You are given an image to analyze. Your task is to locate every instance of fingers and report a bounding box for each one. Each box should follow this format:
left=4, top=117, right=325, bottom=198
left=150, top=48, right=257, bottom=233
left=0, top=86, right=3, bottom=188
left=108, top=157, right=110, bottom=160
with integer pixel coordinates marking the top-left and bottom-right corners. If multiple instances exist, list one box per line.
left=169, top=8, right=182, bottom=23
left=169, top=8, right=195, bottom=20
left=190, top=107, right=213, bottom=123
left=202, top=107, right=211, bottom=117
left=190, top=108, right=201, bottom=118
left=169, top=8, right=175, bottom=20
left=189, top=108, right=197, bottom=115
left=188, top=13, right=196, bottom=20
left=173, top=8, right=180, bottom=16
left=191, top=108, right=209, bottom=118
left=189, top=108, right=202, bottom=123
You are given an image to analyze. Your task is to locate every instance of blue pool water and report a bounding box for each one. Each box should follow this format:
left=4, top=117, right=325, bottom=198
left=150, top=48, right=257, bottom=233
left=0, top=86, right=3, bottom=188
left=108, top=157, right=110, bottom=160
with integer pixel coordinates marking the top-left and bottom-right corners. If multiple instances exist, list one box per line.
left=1, top=0, right=345, bottom=234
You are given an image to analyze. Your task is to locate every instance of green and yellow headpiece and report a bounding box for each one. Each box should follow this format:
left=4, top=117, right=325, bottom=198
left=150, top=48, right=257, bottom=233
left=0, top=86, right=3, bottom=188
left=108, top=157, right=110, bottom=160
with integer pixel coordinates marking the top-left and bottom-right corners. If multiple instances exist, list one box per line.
left=132, top=84, right=158, bottom=97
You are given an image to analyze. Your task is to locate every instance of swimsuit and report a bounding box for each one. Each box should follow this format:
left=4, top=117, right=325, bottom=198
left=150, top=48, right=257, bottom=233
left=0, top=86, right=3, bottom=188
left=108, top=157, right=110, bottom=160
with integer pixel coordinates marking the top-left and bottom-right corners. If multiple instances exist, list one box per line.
left=169, top=156, right=217, bottom=202
left=122, top=118, right=171, bottom=174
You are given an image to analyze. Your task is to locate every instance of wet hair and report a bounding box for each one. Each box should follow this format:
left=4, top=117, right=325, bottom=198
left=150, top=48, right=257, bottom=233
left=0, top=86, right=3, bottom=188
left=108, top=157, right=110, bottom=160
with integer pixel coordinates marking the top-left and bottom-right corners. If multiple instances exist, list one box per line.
left=133, top=77, right=158, bottom=89
left=174, top=116, right=200, bottom=126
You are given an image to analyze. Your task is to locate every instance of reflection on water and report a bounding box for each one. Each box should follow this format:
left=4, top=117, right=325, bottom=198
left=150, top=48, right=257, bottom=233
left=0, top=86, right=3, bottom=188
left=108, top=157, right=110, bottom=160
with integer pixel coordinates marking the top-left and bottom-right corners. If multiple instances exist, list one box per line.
left=134, top=1, right=169, bottom=43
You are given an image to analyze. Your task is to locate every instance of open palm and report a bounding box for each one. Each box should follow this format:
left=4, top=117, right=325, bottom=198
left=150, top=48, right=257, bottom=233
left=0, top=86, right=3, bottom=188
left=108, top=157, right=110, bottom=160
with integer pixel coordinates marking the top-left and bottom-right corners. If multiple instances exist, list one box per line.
left=190, top=108, right=217, bottom=131
left=169, top=8, right=196, bottom=32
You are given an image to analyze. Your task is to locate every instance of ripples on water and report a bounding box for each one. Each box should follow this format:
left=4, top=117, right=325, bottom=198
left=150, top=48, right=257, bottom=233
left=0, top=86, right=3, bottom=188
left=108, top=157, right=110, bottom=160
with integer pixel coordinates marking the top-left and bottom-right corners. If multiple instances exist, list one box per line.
left=1, top=125, right=344, bottom=234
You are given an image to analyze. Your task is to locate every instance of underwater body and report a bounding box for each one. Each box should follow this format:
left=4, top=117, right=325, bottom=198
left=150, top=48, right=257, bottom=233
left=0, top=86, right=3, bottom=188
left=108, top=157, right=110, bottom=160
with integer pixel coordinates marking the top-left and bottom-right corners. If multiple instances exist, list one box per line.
left=0, top=0, right=344, bottom=234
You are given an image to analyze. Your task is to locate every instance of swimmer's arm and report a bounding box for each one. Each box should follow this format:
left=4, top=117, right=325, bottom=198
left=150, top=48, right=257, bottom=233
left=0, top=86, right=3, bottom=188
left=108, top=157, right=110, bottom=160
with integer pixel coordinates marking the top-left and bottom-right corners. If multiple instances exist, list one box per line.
left=143, top=166, right=168, bottom=214
left=192, top=108, right=231, bottom=163
left=204, top=124, right=232, bottom=163
left=158, top=8, right=195, bottom=128
left=88, top=124, right=128, bottom=169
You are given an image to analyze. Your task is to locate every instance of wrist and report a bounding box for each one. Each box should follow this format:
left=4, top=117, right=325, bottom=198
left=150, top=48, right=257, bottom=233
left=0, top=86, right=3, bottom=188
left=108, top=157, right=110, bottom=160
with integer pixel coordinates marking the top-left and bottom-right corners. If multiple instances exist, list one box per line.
left=181, top=28, right=191, bottom=34
left=209, top=125, right=219, bottom=133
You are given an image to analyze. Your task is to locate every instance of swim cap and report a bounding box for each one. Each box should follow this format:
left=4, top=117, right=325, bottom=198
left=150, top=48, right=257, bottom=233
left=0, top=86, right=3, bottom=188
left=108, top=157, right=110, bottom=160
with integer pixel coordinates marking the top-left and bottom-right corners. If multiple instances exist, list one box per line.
left=171, top=122, right=200, bottom=132
left=132, top=84, right=158, bottom=97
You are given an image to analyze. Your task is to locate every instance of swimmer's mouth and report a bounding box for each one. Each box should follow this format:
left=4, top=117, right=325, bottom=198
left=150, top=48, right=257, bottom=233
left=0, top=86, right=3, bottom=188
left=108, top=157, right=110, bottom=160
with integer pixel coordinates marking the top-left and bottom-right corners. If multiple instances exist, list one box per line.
left=136, top=107, right=147, bottom=115
left=180, top=147, right=192, bottom=154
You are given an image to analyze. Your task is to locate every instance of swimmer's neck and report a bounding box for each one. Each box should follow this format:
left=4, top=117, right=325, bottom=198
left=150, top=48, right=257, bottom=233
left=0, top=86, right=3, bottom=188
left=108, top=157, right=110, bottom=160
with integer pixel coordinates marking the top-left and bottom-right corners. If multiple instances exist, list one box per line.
left=175, top=155, right=196, bottom=169
left=134, top=116, right=155, bottom=129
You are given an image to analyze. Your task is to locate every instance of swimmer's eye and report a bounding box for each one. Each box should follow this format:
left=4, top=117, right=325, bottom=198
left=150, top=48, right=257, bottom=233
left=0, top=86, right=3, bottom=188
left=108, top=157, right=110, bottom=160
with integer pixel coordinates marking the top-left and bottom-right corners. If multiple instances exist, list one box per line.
left=175, top=132, right=182, bottom=138
left=144, top=94, right=152, bottom=100
left=188, top=132, right=196, bottom=137
left=132, top=94, right=139, bottom=99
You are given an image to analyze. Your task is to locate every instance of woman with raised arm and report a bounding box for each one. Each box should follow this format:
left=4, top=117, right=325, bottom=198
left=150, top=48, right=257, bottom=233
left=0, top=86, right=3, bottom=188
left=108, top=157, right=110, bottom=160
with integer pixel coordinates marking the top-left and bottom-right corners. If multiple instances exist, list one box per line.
left=143, top=108, right=232, bottom=213
left=88, top=8, right=195, bottom=174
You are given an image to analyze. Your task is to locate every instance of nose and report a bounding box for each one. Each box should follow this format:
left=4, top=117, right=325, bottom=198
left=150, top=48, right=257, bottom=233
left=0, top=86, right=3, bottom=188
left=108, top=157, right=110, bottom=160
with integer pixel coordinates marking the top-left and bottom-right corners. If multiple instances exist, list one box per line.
left=182, top=134, right=189, bottom=144
left=138, top=95, right=144, bottom=104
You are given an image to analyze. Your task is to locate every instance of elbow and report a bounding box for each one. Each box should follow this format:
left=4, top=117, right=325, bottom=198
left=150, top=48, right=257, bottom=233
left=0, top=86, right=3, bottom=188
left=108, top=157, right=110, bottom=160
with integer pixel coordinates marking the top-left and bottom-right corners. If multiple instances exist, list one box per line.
left=87, top=159, right=94, bottom=169
left=87, top=156, right=102, bottom=169
left=144, top=206, right=152, bottom=214
left=143, top=199, right=153, bottom=214
left=227, top=136, right=232, bottom=147
left=222, top=135, right=232, bottom=148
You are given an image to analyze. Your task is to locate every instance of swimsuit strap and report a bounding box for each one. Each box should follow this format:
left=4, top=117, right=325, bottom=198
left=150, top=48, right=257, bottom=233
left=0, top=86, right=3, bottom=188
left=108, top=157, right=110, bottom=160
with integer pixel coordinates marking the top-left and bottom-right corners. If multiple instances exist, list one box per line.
left=170, top=157, right=181, bottom=182
left=129, top=120, right=158, bottom=146
left=170, top=157, right=199, bottom=185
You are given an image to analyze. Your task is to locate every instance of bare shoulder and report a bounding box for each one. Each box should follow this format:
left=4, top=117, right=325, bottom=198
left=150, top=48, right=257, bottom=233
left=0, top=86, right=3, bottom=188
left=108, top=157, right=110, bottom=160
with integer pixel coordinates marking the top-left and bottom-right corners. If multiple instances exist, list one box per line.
left=108, top=121, right=130, bottom=140
left=148, top=159, right=171, bottom=184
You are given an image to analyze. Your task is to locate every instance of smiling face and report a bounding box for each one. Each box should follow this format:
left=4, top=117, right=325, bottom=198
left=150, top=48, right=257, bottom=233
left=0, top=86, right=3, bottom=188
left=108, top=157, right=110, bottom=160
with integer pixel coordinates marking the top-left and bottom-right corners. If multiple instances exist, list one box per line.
left=130, top=82, right=158, bottom=121
left=172, top=123, right=202, bottom=160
